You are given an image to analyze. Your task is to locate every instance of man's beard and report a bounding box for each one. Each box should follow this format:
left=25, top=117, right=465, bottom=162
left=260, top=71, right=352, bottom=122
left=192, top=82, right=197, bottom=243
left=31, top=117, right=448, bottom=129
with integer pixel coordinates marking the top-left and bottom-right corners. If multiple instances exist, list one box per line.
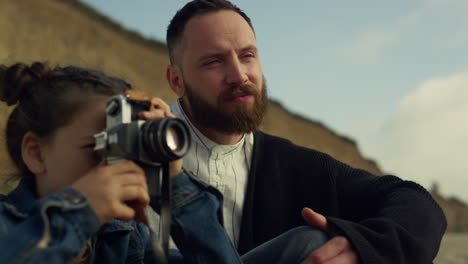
left=183, top=81, right=268, bottom=134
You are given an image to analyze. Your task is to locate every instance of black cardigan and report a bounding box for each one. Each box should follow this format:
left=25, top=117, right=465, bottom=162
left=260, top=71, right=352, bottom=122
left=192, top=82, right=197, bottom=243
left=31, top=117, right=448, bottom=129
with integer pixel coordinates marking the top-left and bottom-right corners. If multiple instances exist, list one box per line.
left=237, top=131, right=446, bottom=263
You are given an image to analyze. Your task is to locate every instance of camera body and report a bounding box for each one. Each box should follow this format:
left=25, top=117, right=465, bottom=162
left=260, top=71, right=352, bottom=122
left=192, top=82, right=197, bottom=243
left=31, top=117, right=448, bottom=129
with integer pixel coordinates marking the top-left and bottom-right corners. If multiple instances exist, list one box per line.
left=93, top=90, right=187, bottom=263
left=94, top=90, right=190, bottom=197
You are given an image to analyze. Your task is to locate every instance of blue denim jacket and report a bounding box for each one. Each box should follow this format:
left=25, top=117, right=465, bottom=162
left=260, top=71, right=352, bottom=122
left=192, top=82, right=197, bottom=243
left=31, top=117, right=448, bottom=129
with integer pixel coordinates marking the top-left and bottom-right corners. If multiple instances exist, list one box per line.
left=0, top=171, right=240, bottom=264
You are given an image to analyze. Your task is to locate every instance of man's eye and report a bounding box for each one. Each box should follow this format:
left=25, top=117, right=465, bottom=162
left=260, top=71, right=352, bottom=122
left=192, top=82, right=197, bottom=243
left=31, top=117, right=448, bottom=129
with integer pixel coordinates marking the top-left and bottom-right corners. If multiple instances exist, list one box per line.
left=241, top=53, right=255, bottom=61
left=203, top=59, right=221, bottom=66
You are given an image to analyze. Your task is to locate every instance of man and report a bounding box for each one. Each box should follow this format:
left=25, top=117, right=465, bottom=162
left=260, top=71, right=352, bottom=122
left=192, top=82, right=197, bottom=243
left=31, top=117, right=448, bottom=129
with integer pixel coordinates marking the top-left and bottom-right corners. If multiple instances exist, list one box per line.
left=164, top=0, right=446, bottom=263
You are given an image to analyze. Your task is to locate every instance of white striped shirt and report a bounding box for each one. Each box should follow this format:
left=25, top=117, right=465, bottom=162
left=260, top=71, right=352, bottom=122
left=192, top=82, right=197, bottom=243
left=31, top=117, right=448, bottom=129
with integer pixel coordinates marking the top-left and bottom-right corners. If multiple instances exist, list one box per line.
left=171, top=99, right=253, bottom=247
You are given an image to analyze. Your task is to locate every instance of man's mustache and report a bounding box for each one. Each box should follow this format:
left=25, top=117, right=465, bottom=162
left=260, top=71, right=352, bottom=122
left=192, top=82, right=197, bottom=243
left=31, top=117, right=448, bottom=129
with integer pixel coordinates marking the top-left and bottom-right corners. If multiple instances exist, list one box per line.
left=222, top=84, right=258, bottom=101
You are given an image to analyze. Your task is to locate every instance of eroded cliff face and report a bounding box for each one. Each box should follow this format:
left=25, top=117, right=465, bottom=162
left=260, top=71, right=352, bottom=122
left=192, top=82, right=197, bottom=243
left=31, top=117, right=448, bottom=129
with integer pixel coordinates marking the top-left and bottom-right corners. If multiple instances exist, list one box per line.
left=261, top=100, right=382, bottom=175
left=0, top=0, right=464, bottom=231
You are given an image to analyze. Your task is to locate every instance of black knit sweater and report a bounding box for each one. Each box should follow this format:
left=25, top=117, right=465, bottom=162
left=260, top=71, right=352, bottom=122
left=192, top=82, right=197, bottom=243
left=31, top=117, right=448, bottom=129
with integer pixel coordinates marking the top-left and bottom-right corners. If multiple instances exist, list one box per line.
left=237, top=131, right=446, bottom=263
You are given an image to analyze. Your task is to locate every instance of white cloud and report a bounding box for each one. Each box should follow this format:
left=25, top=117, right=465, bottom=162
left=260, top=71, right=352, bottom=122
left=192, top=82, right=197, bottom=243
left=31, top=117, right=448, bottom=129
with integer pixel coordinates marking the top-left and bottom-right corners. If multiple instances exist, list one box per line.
left=339, top=6, right=423, bottom=61
left=359, top=71, right=468, bottom=202
left=340, top=0, right=468, bottom=62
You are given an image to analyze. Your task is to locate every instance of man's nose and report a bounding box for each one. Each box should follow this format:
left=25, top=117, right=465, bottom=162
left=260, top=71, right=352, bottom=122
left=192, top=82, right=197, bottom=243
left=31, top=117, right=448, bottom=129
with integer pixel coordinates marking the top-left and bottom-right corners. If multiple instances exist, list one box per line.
left=225, top=58, right=248, bottom=86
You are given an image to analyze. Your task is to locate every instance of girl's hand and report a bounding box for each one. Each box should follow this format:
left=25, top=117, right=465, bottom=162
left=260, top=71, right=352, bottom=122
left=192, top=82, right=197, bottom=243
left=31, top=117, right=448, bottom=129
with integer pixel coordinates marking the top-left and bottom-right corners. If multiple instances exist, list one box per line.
left=72, top=160, right=150, bottom=225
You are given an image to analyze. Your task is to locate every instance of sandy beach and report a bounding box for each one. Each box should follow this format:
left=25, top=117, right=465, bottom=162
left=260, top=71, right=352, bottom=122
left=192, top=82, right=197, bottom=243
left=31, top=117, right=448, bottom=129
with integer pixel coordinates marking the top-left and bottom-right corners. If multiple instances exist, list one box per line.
left=434, top=233, right=468, bottom=264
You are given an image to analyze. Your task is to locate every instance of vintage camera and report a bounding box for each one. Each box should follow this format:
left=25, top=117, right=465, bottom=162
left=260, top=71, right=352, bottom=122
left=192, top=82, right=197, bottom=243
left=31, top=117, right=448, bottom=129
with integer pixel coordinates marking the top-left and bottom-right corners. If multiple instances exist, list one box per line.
left=93, top=90, right=190, bottom=263
left=93, top=90, right=190, bottom=199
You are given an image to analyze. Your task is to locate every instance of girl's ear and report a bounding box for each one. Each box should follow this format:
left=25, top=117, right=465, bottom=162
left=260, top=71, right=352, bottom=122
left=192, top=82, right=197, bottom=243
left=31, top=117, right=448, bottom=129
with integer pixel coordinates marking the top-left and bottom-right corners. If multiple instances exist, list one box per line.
left=166, top=64, right=185, bottom=97
left=21, top=132, right=46, bottom=175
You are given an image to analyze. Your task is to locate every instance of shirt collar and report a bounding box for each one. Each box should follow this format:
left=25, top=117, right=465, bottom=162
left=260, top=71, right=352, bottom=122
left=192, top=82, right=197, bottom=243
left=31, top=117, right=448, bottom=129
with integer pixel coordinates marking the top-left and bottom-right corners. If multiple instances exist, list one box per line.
left=4, top=179, right=37, bottom=215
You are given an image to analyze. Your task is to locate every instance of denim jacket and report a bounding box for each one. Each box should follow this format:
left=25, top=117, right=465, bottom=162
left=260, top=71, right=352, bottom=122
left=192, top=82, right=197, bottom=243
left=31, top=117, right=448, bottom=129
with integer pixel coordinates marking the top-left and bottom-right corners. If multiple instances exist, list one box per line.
left=0, top=171, right=240, bottom=264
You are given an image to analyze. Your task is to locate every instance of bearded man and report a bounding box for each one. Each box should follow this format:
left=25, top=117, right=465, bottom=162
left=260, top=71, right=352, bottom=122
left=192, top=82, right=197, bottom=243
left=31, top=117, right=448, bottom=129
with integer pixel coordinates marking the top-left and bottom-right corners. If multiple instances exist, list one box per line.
left=164, top=0, right=446, bottom=263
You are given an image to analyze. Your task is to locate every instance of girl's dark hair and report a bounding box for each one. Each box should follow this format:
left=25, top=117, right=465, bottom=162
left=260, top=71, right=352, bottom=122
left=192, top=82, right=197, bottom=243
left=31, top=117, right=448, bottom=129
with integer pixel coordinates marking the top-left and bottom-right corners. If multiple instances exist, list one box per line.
left=0, top=62, right=131, bottom=179
left=166, top=0, right=254, bottom=65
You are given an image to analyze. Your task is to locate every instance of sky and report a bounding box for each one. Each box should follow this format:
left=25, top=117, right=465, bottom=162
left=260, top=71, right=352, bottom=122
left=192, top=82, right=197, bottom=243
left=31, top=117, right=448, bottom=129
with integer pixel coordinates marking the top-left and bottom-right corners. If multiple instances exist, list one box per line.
left=81, top=0, right=468, bottom=203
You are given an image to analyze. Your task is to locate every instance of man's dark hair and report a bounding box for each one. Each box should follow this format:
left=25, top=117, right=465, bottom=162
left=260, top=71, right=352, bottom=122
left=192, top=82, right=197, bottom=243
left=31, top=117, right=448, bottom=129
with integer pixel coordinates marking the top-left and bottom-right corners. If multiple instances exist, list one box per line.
left=166, top=0, right=255, bottom=65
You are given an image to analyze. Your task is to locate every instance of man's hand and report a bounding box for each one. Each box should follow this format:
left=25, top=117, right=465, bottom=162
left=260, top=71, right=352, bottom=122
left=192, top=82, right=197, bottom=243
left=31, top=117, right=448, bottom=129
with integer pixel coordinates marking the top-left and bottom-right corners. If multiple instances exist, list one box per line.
left=138, top=97, right=183, bottom=177
left=300, top=208, right=359, bottom=264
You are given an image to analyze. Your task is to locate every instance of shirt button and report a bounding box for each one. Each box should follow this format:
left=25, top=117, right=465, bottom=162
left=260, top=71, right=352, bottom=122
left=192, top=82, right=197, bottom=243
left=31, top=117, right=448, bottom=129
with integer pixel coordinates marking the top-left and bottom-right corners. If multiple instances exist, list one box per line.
left=69, top=195, right=82, bottom=204
left=59, top=191, right=82, bottom=204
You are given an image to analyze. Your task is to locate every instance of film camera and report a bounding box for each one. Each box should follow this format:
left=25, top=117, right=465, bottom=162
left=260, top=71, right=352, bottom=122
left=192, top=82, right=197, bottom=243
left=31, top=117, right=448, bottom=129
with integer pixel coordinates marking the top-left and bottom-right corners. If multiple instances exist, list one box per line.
left=93, top=90, right=190, bottom=263
left=93, top=90, right=190, bottom=171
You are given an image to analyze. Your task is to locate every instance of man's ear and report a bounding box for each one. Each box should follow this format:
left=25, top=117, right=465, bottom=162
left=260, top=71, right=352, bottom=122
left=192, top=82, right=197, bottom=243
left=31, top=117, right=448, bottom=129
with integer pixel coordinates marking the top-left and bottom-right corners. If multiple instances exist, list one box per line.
left=166, top=64, right=185, bottom=97
left=21, top=131, right=46, bottom=175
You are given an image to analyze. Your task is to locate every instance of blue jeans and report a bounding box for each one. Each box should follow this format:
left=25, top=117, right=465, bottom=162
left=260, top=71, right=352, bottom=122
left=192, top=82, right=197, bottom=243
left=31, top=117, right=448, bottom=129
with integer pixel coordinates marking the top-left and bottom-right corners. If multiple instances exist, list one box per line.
left=241, top=226, right=328, bottom=264
left=168, top=227, right=328, bottom=264
left=170, top=172, right=329, bottom=264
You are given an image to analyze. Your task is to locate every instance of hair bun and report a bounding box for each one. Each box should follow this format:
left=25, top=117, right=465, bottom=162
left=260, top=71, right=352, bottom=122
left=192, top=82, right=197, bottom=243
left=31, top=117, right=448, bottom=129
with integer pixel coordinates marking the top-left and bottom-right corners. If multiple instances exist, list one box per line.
left=0, top=62, right=50, bottom=106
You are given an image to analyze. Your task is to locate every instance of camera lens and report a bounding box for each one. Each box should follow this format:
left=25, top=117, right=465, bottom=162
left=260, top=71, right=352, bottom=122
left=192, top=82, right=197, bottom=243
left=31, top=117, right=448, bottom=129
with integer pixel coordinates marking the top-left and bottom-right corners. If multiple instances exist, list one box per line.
left=141, top=118, right=190, bottom=162
left=165, top=127, right=180, bottom=151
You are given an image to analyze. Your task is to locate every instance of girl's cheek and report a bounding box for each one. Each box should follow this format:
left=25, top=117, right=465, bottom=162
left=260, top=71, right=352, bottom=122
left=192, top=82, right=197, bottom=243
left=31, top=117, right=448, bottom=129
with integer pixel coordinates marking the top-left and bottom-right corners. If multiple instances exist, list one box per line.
left=83, top=149, right=102, bottom=168
left=91, top=151, right=103, bottom=166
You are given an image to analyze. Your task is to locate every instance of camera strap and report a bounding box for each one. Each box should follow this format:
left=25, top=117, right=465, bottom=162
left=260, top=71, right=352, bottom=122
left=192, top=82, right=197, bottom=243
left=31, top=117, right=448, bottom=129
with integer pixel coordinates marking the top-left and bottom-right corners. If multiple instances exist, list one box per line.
left=144, top=163, right=171, bottom=264
left=155, top=163, right=171, bottom=263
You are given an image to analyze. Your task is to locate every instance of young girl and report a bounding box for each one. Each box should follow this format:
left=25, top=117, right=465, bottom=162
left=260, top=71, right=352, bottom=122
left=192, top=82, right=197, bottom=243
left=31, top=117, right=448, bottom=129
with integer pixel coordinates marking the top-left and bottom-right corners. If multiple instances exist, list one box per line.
left=0, top=62, right=327, bottom=263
